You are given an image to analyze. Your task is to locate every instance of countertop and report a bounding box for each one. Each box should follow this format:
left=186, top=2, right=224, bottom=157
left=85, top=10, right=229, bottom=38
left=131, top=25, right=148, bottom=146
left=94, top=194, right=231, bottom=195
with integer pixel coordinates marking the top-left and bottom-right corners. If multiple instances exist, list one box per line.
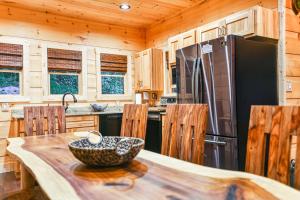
left=11, top=105, right=166, bottom=119
left=11, top=106, right=124, bottom=119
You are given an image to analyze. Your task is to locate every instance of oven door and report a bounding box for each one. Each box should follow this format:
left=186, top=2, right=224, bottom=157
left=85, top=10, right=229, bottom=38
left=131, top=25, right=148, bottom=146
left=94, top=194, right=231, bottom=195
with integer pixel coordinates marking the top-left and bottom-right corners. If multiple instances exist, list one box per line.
left=203, top=135, right=238, bottom=170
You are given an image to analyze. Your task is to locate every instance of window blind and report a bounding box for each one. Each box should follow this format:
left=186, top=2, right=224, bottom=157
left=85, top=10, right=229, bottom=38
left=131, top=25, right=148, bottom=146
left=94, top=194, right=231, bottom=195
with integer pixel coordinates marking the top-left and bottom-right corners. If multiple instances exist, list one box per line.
left=100, top=53, right=127, bottom=73
left=48, top=48, right=82, bottom=72
left=0, top=43, right=23, bottom=69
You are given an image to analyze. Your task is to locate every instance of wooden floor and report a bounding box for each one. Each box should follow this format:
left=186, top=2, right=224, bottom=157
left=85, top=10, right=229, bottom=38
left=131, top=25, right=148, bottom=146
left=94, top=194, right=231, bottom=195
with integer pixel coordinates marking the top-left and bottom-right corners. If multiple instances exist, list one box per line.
left=0, top=172, right=49, bottom=200
left=0, top=172, right=20, bottom=199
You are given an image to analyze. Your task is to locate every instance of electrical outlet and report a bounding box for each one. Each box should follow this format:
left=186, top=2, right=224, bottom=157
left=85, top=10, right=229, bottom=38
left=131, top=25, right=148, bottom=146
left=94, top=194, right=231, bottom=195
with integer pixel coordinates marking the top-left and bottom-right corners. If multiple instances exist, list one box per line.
left=286, top=81, right=293, bottom=92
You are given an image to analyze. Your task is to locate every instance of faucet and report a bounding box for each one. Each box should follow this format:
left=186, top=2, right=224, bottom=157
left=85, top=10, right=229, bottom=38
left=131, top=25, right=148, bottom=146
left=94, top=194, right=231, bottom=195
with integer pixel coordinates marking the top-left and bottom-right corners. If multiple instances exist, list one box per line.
left=62, top=92, right=77, bottom=112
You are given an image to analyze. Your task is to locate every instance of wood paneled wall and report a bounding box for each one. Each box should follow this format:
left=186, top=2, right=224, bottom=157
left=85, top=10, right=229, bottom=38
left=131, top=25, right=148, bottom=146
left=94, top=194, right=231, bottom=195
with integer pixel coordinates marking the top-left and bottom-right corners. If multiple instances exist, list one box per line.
left=285, top=0, right=300, bottom=104
left=0, top=4, right=146, bottom=105
left=146, top=0, right=277, bottom=48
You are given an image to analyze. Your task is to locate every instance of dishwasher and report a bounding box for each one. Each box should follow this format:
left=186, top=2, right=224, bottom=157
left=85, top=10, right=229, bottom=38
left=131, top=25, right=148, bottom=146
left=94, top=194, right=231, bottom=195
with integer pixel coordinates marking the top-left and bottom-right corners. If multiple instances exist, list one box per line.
left=145, top=112, right=162, bottom=153
left=99, top=112, right=162, bottom=154
left=99, top=113, right=123, bottom=137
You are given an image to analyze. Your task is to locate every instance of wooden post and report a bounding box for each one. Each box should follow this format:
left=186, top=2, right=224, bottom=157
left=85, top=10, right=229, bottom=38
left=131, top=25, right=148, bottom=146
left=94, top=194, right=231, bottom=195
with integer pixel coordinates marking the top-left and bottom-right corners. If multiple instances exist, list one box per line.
left=278, top=0, right=286, bottom=105
left=20, top=164, right=35, bottom=191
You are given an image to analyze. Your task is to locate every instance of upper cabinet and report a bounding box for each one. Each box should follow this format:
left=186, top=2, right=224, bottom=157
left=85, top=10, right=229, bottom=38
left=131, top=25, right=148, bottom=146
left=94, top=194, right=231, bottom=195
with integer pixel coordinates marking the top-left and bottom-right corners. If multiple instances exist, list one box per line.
left=167, top=6, right=277, bottom=65
left=182, top=29, right=196, bottom=48
left=197, top=6, right=277, bottom=43
left=134, top=48, right=163, bottom=91
left=168, top=29, right=196, bottom=64
left=168, top=35, right=181, bottom=64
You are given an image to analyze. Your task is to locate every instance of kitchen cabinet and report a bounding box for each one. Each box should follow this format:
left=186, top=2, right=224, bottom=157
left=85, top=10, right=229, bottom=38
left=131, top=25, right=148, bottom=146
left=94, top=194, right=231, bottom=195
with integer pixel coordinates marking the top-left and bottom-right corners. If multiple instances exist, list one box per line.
left=182, top=29, right=196, bottom=48
left=10, top=115, right=99, bottom=136
left=168, top=35, right=181, bottom=64
left=167, top=6, right=276, bottom=68
left=197, top=6, right=277, bottom=42
left=168, top=29, right=196, bottom=64
left=134, top=48, right=163, bottom=91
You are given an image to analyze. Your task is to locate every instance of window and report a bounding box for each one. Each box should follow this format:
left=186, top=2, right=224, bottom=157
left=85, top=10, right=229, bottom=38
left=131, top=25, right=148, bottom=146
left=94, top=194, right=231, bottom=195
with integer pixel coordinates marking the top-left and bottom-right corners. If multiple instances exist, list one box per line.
left=47, top=48, right=82, bottom=95
left=49, top=71, right=79, bottom=94
left=0, top=43, right=23, bottom=95
left=100, top=53, right=127, bottom=95
left=101, top=72, right=125, bottom=94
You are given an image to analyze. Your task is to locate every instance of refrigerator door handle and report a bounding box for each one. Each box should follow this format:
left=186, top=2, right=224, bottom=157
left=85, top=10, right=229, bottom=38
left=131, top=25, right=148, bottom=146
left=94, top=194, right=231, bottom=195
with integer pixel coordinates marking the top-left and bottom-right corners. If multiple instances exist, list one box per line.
left=191, top=59, right=197, bottom=103
left=204, top=139, right=227, bottom=146
left=195, top=58, right=200, bottom=103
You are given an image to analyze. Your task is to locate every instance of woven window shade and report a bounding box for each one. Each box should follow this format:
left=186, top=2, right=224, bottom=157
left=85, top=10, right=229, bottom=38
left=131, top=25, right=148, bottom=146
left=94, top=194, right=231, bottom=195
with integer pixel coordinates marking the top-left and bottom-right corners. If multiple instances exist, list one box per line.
left=100, top=53, right=127, bottom=73
left=0, top=43, right=23, bottom=69
left=48, top=48, right=82, bottom=72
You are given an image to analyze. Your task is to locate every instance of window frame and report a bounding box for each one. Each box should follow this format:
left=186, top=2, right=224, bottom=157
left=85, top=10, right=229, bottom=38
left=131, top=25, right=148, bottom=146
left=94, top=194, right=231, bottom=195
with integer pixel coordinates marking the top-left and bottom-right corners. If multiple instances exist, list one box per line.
left=42, top=44, right=87, bottom=101
left=96, top=48, right=133, bottom=101
left=0, top=37, right=30, bottom=103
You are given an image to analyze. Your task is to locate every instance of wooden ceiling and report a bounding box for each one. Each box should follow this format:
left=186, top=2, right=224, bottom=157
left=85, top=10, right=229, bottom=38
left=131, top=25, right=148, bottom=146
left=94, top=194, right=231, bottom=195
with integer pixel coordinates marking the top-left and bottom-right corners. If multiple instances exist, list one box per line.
left=0, top=0, right=206, bottom=28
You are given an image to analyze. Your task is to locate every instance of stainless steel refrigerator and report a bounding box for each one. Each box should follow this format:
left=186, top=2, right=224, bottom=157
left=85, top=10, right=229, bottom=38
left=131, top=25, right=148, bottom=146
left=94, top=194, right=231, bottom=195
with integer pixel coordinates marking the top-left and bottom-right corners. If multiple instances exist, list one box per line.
left=176, top=35, right=278, bottom=170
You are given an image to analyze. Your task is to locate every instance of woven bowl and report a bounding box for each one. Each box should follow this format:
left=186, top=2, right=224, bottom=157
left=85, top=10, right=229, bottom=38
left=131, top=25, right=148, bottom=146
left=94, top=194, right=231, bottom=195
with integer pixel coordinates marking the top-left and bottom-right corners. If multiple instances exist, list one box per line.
left=69, top=136, right=144, bottom=167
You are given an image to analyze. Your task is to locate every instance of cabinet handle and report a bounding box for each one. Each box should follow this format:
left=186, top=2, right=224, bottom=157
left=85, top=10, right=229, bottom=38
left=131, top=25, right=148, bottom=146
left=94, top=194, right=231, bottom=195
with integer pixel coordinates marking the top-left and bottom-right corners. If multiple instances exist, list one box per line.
left=217, top=26, right=227, bottom=37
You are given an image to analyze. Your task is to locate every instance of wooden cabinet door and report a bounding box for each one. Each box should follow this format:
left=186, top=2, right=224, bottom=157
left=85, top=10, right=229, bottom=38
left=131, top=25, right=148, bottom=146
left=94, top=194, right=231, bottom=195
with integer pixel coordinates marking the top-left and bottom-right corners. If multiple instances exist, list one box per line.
left=134, top=52, right=142, bottom=90
left=226, top=8, right=255, bottom=36
left=168, top=35, right=181, bottom=64
left=197, top=21, right=220, bottom=42
left=141, top=49, right=152, bottom=90
left=182, top=29, right=196, bottom=48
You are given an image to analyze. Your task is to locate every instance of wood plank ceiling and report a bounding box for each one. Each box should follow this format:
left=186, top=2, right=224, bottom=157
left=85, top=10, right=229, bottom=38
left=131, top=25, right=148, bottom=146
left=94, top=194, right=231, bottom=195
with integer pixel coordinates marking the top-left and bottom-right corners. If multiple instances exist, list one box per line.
left=0, top=0, right=206, bottom=28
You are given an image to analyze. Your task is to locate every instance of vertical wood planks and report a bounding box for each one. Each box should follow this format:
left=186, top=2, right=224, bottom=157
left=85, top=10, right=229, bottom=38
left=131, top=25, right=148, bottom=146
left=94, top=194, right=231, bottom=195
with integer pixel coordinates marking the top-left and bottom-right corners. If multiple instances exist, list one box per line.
left=245, top=106, right=300, bottom=189
left=161, top=104, right=208, bottom=165
left=24, top=106, right=66, bottom=136
left=120, top=104, right=148, bottom=140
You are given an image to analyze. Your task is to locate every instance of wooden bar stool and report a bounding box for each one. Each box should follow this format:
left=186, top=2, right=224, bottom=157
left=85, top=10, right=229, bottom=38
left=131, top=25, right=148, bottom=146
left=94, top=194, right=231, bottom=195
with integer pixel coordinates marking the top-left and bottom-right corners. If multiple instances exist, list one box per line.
left=24, top=106, right=66, bottom=136
left=161, top=104, right=208, bottom=165
left=245, top=105, right=300, bottom=189
left=120, top=104, right=148, bottom=140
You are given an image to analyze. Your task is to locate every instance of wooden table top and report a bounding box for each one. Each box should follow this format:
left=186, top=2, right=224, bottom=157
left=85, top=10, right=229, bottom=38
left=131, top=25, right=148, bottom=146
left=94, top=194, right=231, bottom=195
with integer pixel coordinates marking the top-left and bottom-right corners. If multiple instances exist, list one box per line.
left=7, top=133, right=300, bottom=200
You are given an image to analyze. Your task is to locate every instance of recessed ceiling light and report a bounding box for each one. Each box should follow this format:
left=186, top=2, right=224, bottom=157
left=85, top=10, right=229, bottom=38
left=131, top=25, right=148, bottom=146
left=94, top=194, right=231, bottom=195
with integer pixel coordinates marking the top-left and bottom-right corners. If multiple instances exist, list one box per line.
left=119, top=3, right=131, bottom=10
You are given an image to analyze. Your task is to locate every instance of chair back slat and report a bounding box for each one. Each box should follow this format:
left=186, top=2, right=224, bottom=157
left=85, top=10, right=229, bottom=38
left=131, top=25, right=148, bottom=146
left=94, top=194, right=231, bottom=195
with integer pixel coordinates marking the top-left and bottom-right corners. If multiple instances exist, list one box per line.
left=120, top=104, right=148, bottom=139
left=296, top=136, right=300, bottom=189
left=161, top=104, right=208, bottom=165
left=24, top=106, right=66, bottom=136
left=246, top=106, right=300, bottom=189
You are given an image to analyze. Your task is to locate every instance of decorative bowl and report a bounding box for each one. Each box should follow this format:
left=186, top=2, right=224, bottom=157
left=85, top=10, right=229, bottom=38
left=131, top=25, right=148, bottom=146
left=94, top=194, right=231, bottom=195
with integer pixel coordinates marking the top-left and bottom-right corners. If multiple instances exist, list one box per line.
left=68, top=136, right=144, bottom=167
left=90, top=104, right=108, bottom=112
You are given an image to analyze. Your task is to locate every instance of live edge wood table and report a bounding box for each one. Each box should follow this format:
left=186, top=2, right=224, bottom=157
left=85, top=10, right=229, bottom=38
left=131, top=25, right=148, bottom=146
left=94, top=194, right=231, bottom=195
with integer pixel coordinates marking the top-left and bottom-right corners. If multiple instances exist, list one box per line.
left=7, top=134, right=300, bottom=200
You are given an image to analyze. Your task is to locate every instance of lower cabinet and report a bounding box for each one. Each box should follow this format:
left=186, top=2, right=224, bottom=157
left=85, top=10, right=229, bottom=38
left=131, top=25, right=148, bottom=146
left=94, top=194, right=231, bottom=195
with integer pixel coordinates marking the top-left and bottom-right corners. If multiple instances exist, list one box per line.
left=10, top=115, right=99, bottom=136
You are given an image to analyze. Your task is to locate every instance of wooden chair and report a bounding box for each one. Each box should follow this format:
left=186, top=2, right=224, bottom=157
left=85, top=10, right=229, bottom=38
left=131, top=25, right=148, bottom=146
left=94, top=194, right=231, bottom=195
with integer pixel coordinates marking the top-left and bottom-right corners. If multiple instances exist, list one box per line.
left=120, top=104, right=148, bottom=139
left=24, top=106, right=66, bottom=136
left=161, top=104, right=208, bottom=165
left=245, top=105, right=300, bottom=189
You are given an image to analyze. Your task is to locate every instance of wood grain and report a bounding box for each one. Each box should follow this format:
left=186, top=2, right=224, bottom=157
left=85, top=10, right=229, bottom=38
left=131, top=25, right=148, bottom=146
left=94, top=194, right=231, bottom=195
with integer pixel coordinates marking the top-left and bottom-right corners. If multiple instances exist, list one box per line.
left=120, top=104, right=148, bottom=140
left=245, top=106, right=300, bottom=189
left=7, top=133, right=300, bottom=200
left=0, top=0, right=206, bottom=28
left=161, top=104, right=208, bottom=165
left=24, top=106, right=66, bottom=136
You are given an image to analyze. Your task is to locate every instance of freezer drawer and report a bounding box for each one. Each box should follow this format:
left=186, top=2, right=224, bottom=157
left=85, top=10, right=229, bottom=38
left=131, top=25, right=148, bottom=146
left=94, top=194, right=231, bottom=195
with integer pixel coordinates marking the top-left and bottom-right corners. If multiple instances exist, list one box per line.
left=203, top=135, right=238, bottom=170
